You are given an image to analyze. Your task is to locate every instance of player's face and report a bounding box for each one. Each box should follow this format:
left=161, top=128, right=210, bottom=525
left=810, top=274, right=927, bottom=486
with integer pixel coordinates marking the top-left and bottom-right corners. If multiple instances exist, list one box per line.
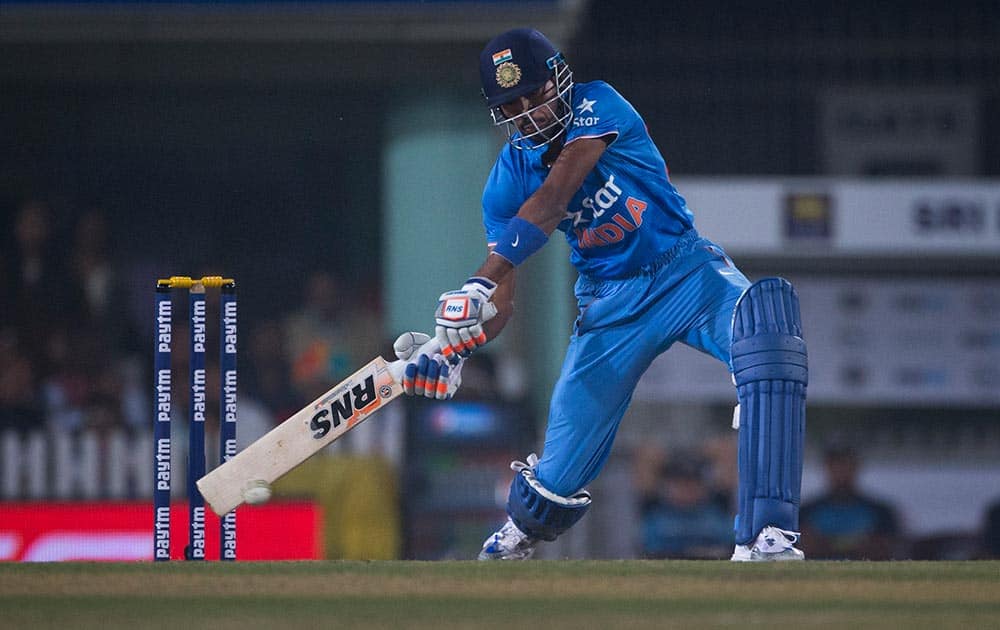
left=499, top=80, right=562, bottom=141
left=489, top=58, right=572, bottom=150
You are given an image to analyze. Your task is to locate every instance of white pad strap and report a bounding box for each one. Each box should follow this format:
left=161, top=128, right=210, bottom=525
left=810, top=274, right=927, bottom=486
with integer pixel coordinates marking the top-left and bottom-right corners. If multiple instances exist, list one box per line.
left=510, top=454, right=591, bottom=507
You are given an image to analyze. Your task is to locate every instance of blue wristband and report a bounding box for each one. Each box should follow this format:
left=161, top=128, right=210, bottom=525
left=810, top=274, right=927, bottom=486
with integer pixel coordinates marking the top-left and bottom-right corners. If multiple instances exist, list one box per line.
left=493, top=217, right=548, bottom=266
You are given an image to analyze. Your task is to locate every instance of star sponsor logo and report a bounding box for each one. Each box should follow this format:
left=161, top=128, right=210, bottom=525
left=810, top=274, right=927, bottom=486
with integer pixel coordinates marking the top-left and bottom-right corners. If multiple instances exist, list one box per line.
left=576, top=97, right=596, bottom=114
left=573, top=98, right=600, bottom=127
left=564, top=208, right=589, bottom=228
left=562, top=173, right=651, bottom=249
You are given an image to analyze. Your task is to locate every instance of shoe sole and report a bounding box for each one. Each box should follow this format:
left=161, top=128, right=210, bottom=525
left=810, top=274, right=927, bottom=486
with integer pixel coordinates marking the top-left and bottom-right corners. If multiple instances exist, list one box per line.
left=477, top=549, right=535, bottom=561
left=731, top=550, right=805, bottom=562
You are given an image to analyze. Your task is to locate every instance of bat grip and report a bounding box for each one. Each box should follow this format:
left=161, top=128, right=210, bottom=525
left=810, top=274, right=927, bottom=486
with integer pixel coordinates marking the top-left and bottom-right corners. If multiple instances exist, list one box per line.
left=387, top=336, right=441, bottom=383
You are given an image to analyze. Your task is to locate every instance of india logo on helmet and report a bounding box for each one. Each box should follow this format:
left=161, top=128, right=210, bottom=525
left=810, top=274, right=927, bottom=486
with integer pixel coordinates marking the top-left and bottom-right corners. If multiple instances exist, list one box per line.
left=495, top=62, right=522, bottom=88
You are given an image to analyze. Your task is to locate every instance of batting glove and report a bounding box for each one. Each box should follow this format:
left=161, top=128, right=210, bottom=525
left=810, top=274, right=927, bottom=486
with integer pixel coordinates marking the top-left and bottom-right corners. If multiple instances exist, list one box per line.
left=434, top=276, right=497, bottom=362
left=393, top=331, right=464, bottom=399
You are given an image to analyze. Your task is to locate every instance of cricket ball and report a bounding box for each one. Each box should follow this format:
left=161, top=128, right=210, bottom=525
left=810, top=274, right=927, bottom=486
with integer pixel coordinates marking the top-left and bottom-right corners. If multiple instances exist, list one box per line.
left=242, top=479, right=272, bottom=505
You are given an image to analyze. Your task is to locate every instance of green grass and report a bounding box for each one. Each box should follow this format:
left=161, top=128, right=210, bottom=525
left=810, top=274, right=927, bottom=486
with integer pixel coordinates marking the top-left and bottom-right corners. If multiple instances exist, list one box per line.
left=1, top=561, right=998, bottom=629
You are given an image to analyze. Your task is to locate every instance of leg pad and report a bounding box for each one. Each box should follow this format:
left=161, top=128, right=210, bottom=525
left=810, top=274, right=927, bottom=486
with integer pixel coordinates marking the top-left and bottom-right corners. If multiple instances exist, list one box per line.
left=732, top=278, right=807, bottom=545
left=507, top=458, right=591, bottom=542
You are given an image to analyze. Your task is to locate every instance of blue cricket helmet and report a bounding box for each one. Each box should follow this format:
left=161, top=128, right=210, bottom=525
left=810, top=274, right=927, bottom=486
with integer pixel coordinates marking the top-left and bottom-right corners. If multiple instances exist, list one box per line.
left=480, top=28, right=562, bottom=107
left=479, top=28, right=574, bottom=150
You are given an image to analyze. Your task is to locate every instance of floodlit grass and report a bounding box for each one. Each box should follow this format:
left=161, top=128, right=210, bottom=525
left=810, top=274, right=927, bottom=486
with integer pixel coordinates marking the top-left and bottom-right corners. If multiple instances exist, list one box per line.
left=1, top=561, right=998, bottom=629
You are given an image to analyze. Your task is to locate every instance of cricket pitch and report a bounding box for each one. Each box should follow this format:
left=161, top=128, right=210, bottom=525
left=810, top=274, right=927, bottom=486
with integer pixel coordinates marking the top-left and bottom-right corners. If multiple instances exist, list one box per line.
left=1, top=560, right=998, bottom=629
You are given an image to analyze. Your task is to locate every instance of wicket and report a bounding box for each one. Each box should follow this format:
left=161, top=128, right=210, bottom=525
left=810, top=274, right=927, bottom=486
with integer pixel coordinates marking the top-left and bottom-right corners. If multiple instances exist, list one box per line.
left=154, top=276, right=237, bottom=561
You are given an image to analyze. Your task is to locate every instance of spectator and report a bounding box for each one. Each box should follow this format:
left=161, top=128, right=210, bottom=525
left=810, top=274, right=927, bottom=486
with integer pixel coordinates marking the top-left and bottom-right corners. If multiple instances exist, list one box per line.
left=983, top=500, right=1000, bottom=559
left=70, top=207, right=140, bottom=356
left=39, top=325, right=89, bottom=432
left=700, top=432, right=738, bottom=513
left=638, top=452, right=734, bottom=559
left=283, top=271, right=381, bottom=400
left=244, top=318, right=298, bottom=421
left=0, top=347, right=44, bottom=433
left=800, top=447, right=901, bottom=560
left=4, top=199, right=73, bottom=358
left=71, top=208, right=114, bottom=321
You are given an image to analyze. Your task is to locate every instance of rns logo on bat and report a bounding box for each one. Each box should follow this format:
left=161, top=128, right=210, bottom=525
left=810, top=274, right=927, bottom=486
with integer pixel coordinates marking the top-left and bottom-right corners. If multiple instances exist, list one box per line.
left=310, top=374, right=379, bottom=439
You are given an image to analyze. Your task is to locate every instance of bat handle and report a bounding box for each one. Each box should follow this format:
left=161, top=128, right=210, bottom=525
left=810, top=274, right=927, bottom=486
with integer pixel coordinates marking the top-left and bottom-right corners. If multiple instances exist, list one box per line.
left=387, top=336, right=441, bottom=383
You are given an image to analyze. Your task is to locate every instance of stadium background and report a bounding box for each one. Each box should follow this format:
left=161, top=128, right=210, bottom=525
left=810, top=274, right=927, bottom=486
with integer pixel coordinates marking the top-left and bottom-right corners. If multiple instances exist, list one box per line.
left=1, top=0, right=998, bottom=561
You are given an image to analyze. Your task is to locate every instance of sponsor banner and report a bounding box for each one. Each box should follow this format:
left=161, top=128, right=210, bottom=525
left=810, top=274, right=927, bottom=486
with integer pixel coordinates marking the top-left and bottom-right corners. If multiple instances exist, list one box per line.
left=678, top=178, right=1000, bottom=255
left=635, top=277, right=1000, bottom=406
left=820, top=88, right=978, bottom=176
left=0, top=501, right=322, bottom=561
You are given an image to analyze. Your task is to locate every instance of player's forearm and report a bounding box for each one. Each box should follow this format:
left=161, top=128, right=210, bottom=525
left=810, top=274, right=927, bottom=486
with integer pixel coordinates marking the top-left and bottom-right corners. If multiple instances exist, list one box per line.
left=516, top=136, right=610, bottom=233
left=474, top=250, right=516, bottom=286
left=483, top=309, right=512, bottom=341
left=516, top=186, right=569, bottom=235
left=482, top=274, right=514, bottom=340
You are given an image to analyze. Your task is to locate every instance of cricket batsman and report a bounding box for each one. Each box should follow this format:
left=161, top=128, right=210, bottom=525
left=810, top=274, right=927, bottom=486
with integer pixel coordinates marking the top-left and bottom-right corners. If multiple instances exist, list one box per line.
left=394, top=27, right=807, bottom=561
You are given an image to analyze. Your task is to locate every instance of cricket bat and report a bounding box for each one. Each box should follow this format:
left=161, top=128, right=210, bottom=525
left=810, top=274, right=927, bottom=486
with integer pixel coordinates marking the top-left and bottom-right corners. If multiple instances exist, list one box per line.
left=196, top=336, right=438, bottom=516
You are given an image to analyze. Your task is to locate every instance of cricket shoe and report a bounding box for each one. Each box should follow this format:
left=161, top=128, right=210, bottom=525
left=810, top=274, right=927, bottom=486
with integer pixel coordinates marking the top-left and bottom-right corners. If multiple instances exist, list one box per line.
left=478, top=518, right=537, bottom=560
left=731, top=526, right=805, bottom=561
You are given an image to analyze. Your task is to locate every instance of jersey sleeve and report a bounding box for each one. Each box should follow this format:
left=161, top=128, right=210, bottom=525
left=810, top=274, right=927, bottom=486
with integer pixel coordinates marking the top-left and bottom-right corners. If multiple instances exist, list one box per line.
left=565, top=81, right=636, bottom=145
left=482, top=149, right=526, bottom=246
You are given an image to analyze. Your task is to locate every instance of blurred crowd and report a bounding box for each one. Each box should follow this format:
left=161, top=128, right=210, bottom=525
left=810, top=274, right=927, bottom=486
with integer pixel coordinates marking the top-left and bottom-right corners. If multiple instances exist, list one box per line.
left=0, top=197, right=384, bottom=444
left=1, top=199, right=140, bottom=436
left=633, top=439, right=1000, bottom=561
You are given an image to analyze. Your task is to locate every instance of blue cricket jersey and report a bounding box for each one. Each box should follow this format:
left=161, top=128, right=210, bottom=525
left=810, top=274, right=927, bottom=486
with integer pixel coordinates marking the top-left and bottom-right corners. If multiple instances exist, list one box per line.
left=482, top=80, right=695, bottom=279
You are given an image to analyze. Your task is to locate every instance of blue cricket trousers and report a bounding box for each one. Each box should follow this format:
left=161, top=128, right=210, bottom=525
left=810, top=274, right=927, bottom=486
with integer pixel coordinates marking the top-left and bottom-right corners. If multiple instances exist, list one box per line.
left=535, top=230, right=750, bottom=496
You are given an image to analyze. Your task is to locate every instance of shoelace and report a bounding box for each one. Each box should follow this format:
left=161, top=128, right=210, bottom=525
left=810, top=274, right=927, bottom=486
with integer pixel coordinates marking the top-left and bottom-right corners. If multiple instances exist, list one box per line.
left=487, top=521, right=527, bottom=552
left=759, top=526, right=801, bottom=549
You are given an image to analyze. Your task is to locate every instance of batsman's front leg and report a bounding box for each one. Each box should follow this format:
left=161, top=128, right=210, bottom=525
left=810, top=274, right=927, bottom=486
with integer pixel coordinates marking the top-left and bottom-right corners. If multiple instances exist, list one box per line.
left=481, top=317, right=653, bottom=560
